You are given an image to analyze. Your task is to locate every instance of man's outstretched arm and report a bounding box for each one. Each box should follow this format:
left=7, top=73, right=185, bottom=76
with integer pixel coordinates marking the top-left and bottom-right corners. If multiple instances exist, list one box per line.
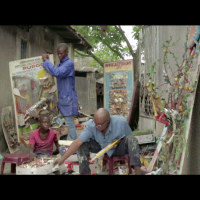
left=54, top=138, right=84, bottom=166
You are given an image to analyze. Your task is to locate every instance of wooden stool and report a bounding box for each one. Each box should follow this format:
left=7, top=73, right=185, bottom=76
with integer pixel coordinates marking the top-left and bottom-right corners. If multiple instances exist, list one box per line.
left=1, top=153, right=30, bottom=175
left=103, top=154, right=132, bottom=175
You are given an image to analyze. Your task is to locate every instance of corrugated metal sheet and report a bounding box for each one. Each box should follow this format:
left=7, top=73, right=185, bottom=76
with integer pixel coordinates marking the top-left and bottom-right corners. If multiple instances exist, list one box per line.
left=96, top=77, right=104, bottom=84
left=75, top=66, right=97, bottom=72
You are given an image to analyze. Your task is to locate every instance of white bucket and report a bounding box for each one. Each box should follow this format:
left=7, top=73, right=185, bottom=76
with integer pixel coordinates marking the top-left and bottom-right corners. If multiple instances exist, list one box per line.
left=118, top=165, right=129, bottom=175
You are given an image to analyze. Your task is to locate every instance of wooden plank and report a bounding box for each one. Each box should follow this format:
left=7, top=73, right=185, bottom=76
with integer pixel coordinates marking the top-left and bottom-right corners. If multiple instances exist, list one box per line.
left=89, top=78, right=97, bottom=114
left=75, top=77, right=89, bottom=113
left=75, top=76, right=97, bottom=115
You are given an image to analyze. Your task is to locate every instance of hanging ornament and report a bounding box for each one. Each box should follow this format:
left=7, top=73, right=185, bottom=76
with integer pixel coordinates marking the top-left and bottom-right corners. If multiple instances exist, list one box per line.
left=179, top=105, right=183, bottom=111
left=175, top=77, right=179, bottom=81
left=184, top=86, right=189, bottom=90
left=174, top=81, right=178, bottom=86
left=184, top=71, right=189, bottom=75
left=156, top=94, right=160, bottom=99
left=163, top=48, right=168, bottom=53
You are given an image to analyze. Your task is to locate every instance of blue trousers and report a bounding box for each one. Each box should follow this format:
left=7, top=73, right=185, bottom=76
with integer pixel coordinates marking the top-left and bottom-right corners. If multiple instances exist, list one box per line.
left=60, top=116, right=77, bottom=141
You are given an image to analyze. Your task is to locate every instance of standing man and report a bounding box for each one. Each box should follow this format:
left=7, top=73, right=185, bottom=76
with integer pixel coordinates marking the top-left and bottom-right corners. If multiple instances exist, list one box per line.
left=54, top=108, right=142, bottom=175
left=42, top=43, right=78, bottom=141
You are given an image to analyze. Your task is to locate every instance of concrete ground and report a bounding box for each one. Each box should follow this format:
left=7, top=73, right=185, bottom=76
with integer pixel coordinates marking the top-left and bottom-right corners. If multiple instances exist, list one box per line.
left=0, top=129, right=83, bottom=175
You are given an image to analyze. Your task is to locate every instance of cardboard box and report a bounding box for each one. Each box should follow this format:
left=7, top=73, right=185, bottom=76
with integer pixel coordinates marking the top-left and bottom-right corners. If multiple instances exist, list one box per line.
left=134, top=134, right=155, bottom=144
left=16, top=159, right=66, bottom=175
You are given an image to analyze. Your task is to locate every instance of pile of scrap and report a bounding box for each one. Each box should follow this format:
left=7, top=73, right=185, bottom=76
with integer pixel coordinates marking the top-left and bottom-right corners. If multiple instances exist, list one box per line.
left=20, top=157, right=54, bottom=168
left=75, top=103, right=93, bottom=129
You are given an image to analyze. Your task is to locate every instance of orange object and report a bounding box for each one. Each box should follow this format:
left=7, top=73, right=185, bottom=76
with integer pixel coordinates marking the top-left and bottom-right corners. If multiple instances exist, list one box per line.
left=20, top=135, right=30, bottom=149
left=75, top=124, right=85, bottom=129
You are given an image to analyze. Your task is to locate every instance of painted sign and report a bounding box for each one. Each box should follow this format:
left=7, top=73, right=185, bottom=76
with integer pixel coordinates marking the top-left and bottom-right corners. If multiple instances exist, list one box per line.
left=9, top=55, right=57, bottom=142
left=104, top=60, right=134, bottom=120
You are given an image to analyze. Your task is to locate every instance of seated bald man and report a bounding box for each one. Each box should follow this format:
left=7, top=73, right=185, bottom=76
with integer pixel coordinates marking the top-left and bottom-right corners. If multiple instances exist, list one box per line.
left=54, top=108, right=142, bottom=175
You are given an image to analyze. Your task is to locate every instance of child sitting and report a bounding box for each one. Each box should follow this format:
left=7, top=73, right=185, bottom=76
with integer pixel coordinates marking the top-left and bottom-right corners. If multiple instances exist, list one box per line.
left=29, top=114, right=59, bottom=160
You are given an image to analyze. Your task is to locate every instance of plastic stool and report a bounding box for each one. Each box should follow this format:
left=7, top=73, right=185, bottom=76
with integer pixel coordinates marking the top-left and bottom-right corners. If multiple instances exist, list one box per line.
left=1, top=153, right=30, bottom=175
left=103, top=154, right=132, bottom=175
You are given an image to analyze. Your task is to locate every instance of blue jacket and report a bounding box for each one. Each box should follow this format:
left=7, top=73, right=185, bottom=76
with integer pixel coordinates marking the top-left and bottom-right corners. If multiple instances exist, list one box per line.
left=43, top=56, right=78, bottom=117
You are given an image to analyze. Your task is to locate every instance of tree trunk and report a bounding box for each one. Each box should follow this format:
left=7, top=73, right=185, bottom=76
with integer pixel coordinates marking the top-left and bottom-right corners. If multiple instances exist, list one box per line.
left=115, top=25, right=135, bottom=59
left=133, top=48, right=139, bottom=81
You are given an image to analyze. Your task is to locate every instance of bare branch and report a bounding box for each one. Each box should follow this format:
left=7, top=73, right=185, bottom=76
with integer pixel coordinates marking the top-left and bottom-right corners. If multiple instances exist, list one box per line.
left=95, top=34, right=125, bottom=60
left=115, top=25, right=135, bottom=58
left=105, top=43, right=125, bottom=60
left=87, top=51, right=104, bottom=67
left=75, top=50, right=91, bottom=57
left=75, top=49, right=104, bottom=67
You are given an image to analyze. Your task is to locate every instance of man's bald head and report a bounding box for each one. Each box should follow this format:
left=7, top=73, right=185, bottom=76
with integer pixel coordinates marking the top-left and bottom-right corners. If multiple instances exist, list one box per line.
left=94, top=108, right=110, bottom=121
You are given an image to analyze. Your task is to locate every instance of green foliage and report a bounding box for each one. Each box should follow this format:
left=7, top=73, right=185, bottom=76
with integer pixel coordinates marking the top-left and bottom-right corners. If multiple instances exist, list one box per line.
left=72, top=25, right=141, bottom=72
left=132, top=25, right=143, bottom=41
left=88, top=44, right=121, bottom=73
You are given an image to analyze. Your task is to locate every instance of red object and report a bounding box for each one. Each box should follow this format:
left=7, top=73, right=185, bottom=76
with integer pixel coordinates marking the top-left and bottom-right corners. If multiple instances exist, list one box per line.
left=89, top=158, right=95, bottom=164
left=1, top=153, right=30, bottom=175
left=65, top=161, right=79, bottom=172
left=65, top=161, right=74, bottom=171
left=155, top=112, right=169, bottom=126
left=75, top=124, right=85, bottom=127
left=31, top=79, right=34, bottom=89
left=171, top=101, right=177, bottom=109
left=184, top=78, right=189, bottom=83
left=189, top=46, right=195, bottom=57
left=102, top=154, right=132, bottom=175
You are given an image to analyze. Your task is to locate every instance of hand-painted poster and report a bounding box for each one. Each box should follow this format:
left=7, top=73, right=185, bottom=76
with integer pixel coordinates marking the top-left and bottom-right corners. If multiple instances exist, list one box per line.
left=9, top=55, right=58, bottom=142
left=2, top=106, right=20, bottom=153
left=104, top=60, right=134, bottom=120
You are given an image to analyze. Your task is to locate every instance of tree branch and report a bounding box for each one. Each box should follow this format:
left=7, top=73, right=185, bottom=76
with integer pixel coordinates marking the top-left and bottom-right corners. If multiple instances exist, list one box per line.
left=105, top=43, right=125, bottom=60
left=75, top=49, right=104, bottom=67
left=87, top=50, right=104, bottom=67
left=75, top=50, right=92, bottom=57
left=115, top=25, right=135, bottom=59
left=95, top=34, right=125, bottom=60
